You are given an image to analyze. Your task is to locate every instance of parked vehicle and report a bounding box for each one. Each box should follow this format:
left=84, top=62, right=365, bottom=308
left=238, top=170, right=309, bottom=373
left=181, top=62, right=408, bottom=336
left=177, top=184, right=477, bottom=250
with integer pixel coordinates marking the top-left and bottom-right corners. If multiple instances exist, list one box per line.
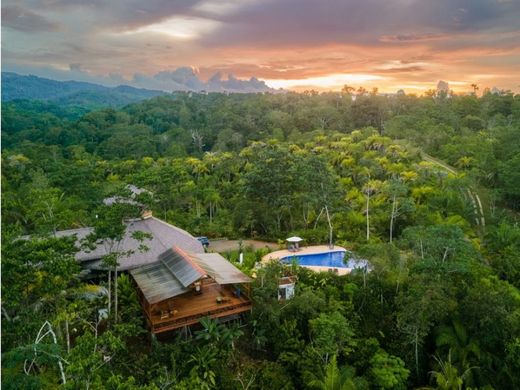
left=196, top=236, right=210, bottom=247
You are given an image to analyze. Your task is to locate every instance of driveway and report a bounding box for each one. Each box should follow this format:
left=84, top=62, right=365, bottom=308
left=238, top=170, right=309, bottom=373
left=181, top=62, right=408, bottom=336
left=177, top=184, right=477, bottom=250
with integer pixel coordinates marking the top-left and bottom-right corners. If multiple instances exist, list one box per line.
left=208, top=239, right=279, bottom=253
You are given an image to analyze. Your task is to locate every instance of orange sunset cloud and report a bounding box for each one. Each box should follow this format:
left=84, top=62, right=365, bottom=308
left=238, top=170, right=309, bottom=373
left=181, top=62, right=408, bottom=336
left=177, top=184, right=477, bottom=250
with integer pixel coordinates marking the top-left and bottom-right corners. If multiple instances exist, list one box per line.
left=2, top=0, right=519, bottom=93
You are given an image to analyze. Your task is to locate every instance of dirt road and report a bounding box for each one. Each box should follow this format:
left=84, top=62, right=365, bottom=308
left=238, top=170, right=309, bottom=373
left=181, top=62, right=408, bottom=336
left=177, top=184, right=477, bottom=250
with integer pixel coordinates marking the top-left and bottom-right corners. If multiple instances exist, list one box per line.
left=208, top=239, right=279, bottom=253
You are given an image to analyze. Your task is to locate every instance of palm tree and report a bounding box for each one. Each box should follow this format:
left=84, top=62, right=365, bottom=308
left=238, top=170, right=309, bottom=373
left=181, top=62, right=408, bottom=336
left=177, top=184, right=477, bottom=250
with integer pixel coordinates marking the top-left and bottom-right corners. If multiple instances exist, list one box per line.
left=342, top=85, right=355, bottom=95
left=435, top=320, right=481, bottom=384
left=186, top=157, right=209, bottom=180
left=362, top=177, right=382, bottom=241
left=430, top=351, right=475, bottom=390
left=436, top=320, right=481, bottom=364
left=309, top=355, right=363, bottom=390
left=455, top=156, right=473, bottom=170
left=204, top=187, right=222, bottom=224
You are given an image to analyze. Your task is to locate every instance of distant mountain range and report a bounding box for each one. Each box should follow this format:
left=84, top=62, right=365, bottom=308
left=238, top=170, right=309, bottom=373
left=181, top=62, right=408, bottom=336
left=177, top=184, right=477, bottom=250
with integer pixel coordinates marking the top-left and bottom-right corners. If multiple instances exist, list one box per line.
left=1, top=72, right=168, bottom=107
left=2, top=69, right=277, bottom=106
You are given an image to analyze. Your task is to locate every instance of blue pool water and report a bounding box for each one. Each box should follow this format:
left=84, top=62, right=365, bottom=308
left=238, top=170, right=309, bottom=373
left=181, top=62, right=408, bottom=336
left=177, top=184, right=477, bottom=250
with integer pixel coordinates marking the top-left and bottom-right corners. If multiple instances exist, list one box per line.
left=281, top=250, right=367, bottom=269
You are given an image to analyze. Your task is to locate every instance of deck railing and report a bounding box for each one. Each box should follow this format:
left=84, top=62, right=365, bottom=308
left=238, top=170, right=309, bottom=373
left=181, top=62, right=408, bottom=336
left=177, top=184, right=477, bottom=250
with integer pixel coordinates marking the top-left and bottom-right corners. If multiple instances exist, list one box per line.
left=152, top=301, right=252, bottom=332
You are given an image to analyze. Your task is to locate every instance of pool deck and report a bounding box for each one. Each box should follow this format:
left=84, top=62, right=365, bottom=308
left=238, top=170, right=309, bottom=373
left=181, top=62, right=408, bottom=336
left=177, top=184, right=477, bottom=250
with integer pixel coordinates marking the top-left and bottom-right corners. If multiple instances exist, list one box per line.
left=262, top=245, right=351, bottom=275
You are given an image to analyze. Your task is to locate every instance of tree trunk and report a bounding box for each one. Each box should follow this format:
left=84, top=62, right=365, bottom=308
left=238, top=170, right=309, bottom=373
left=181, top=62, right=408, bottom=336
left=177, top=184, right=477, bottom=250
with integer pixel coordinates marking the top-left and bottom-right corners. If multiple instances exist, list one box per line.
left=303, top=206, right=309, bottom=227
left=442, top=247, right=450, bottom=263
left=314, top=207, right=324, bottom=229
left=395, top=257, right=403, bottom=294
left=366, top=191, right=371, bottom=241
left=390, top=194, right=396, bottom=243
left=114, top=267, right=118, bottom=322
left=107, top=270, right=112, bottom=315
left=414, top=327, right=419, bottom=379
left=34, top=321, right=67, bottom=385
left=65, top=319, right=70, bottom=354
left=2, top=307, right=12, bottom=322
left=325, top=205, right=333, bottom=248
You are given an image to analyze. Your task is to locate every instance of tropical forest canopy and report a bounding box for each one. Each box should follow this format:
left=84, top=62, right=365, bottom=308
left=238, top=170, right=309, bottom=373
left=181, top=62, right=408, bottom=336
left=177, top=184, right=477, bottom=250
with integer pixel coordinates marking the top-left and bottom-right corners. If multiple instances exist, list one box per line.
left=2, top=88, right=520, bottom=389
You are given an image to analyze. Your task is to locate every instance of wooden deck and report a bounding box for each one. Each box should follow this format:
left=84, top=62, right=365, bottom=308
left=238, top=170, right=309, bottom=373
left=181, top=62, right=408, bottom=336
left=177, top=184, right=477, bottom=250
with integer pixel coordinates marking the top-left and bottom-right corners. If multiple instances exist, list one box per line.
left=143, top=282, right=251, bottom=334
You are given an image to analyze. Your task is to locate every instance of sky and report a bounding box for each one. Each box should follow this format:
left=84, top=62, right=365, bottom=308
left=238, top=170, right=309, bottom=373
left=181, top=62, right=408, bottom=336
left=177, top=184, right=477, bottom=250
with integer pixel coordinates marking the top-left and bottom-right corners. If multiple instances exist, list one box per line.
left=2, top=0, right=520, bottom=93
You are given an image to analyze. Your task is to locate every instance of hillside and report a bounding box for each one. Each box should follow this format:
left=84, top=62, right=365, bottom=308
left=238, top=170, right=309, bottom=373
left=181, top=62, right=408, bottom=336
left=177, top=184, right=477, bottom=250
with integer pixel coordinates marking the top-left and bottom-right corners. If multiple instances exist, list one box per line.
left=2, top=90, right=520, bottom=389
left=1, top=72, right=167, bottom=108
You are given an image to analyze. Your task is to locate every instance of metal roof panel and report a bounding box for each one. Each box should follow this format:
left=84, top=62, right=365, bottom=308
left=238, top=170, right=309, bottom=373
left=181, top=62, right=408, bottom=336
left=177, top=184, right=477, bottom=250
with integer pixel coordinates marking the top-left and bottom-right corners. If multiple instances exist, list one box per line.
left=190, top=253, right=251, bottom=285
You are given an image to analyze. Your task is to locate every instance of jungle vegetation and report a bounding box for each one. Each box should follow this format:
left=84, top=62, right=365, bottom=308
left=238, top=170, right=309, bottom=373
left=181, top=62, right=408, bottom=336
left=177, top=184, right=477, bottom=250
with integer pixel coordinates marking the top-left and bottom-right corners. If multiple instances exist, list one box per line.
left=2, top=88, right=520, bottom=389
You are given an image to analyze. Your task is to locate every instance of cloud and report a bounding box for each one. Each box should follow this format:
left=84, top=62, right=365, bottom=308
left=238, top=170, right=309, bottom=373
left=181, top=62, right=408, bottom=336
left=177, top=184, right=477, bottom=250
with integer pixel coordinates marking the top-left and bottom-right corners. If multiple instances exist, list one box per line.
left=130, top=67, right=275, bottom=92
left=128, top=16, right=220, bottom=40
left=200, top=0, right=520, bottom=49
left=379, top=33, right=447, bottom=43
left=2, top=0, right=519, bottom=93
left=373, top=60, right=429, bottom=74
left=2, top=0, right=206, bottom=32
left=377, top=66, right=425, bottom=74
left=69, top=63, right=83, bottom=72
left=2, top=5, right=60, bottom=32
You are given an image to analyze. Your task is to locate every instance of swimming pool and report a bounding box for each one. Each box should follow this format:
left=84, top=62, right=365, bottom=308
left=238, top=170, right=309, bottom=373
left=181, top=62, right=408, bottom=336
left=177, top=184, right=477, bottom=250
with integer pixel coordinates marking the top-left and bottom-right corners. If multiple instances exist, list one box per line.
left=281, top=250, right=367, bottom=269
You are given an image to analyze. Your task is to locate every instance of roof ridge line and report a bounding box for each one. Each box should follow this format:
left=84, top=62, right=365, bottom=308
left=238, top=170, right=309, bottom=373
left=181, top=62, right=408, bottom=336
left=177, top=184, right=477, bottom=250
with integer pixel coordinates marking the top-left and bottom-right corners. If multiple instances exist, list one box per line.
left=173, top=246, right=206, bottom=278
left=151, top=217, right=197, bottom=240
left=137, top=217, right=169, bottom=251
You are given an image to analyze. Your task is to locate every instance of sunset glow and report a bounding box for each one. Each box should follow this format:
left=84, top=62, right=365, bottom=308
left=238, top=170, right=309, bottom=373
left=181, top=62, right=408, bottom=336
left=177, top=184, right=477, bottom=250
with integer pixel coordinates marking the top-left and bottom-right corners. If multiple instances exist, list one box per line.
left=2, top=0, right=519, bottom=93
left=265, top=74, right=387, bottom=91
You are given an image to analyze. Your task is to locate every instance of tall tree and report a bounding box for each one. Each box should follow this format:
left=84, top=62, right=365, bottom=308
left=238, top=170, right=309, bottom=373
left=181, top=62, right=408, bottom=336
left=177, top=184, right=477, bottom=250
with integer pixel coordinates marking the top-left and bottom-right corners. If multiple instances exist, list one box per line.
left=385, top=179, right=413, bottom=243
left=84, top=202, right=148, bottom=322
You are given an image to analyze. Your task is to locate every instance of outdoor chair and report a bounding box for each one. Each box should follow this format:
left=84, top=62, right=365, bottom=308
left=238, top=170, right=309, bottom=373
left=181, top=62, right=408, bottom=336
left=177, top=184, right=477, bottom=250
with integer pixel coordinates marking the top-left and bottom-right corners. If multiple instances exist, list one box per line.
left=160, top=310, right=169, bottom=320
